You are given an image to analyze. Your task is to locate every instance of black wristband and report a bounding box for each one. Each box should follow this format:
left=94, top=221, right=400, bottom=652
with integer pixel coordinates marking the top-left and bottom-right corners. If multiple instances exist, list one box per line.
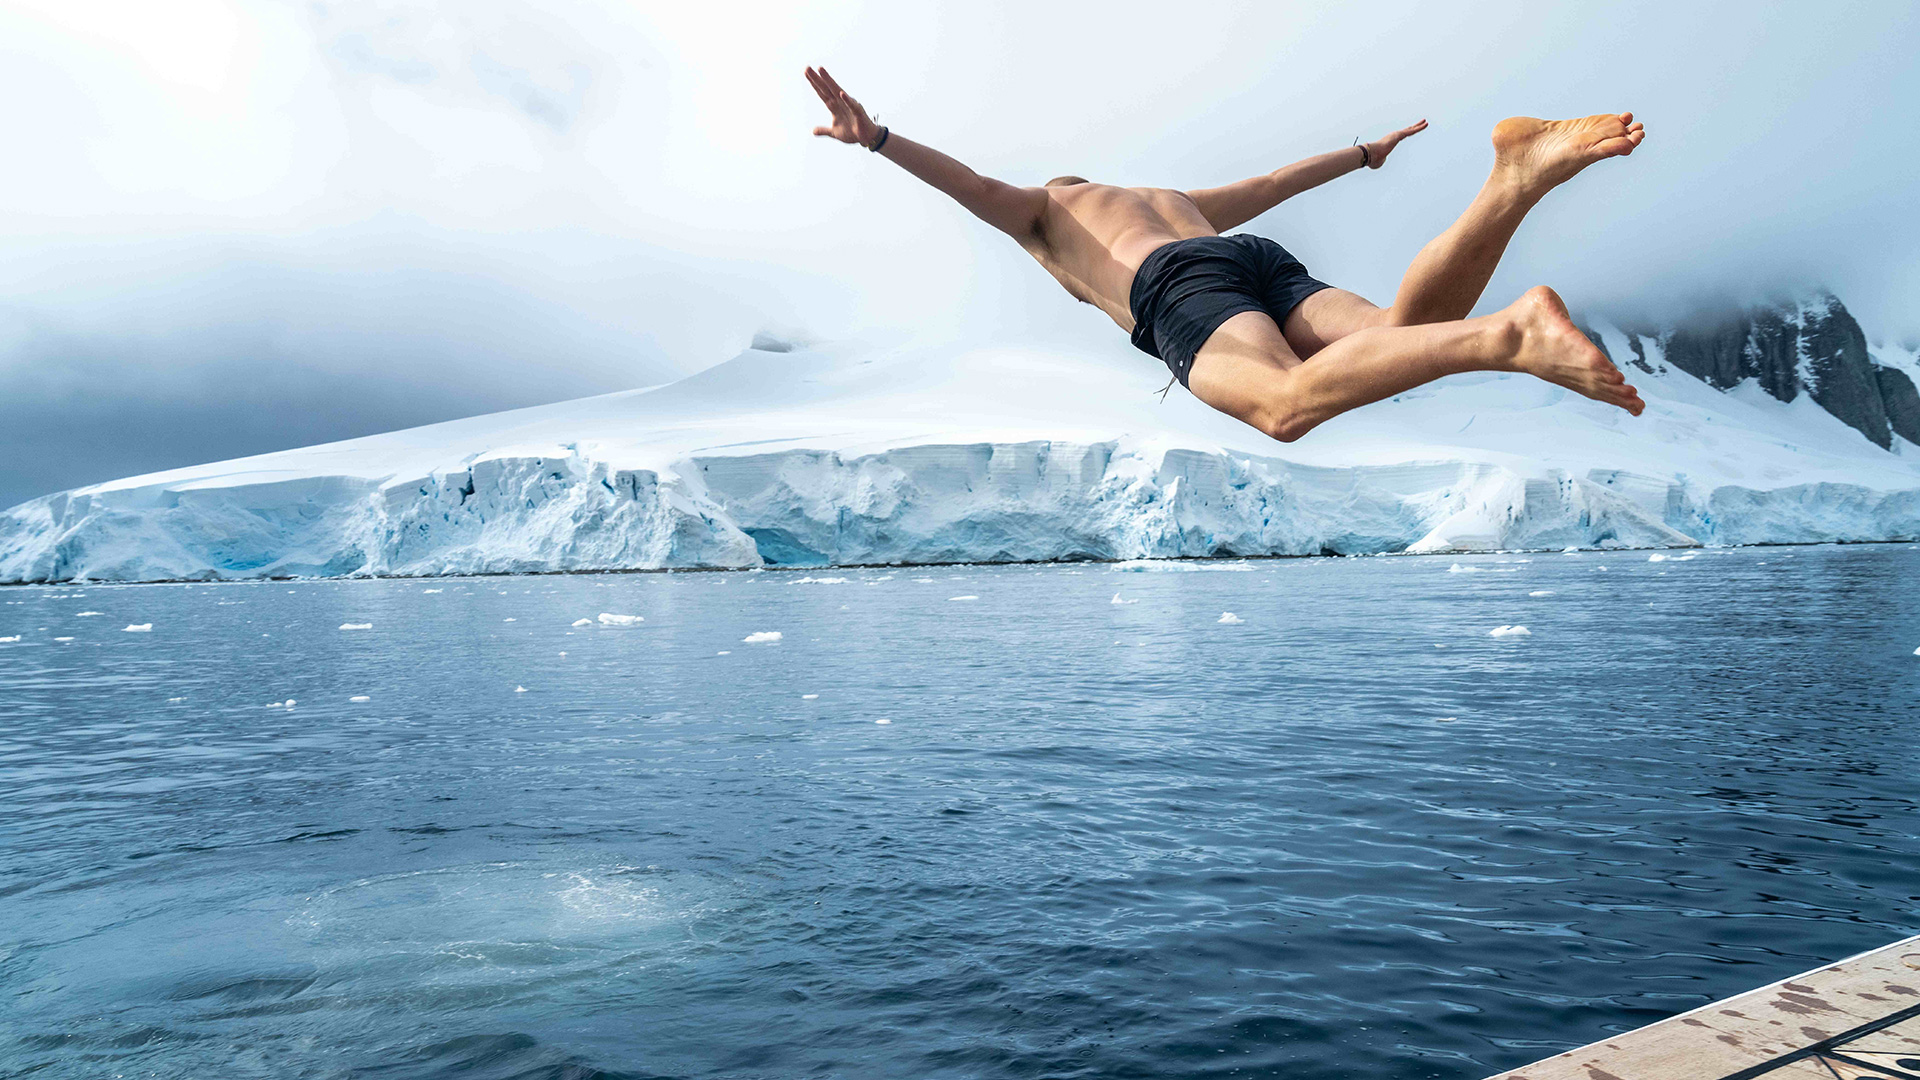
left=868, top=126, right=890, bottom=153
left=1357, top=142, right=1371, bottom=168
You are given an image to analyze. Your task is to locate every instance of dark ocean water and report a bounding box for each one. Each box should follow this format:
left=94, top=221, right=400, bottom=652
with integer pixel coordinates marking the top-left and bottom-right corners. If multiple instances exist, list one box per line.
left=2, top=545, right=1917, bottom=1080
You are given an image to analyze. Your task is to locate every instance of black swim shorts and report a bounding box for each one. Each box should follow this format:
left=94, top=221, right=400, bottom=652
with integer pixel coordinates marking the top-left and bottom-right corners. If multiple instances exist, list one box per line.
left=1127, top=234, right=1334, bottom=387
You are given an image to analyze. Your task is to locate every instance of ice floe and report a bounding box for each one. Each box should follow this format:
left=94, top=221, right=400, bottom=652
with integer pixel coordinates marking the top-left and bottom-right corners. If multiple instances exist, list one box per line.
left=875, top=718, right=892, bottom=724
left=514, top=685, right=528, bottom=692
left=802, top=693, right=819, bottom=700
left=597, top=613, right=644, bottom=626
left=1218, top=612, right=1244, bottom=624
left=1528, top=590, right=1555, bottom=597
left=422, top=588, right=442, bottom=593
left=571, top=618, right=592, bottom=627
left=339, top=623, right=372, bottom=631
left=0, top=635, right=19, bottom=643
left=1111, top=593, right=1137, bottom=605
left=123, top=623, right=151, bottom=632
left=742, top=631, right=782, bottom=643
left=948, top=595, right=979, bottom=602
left=791, top=576, right=848, bottom=584
left=1448, top=563, right=1520, bottom=573
left=1488, top=625, right=1532, bottom=637
left=75, top=611, right=103, bottom=617
left=1110, top=559, right=1253, bottom=573
left=350, top=695, right=371, bottom=702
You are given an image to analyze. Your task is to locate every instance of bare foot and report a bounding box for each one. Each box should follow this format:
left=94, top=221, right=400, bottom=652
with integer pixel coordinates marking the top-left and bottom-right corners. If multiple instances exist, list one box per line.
left=1492, top=113, right=1645, bottom=195
left=1505, top=286, right=1645, bottom=415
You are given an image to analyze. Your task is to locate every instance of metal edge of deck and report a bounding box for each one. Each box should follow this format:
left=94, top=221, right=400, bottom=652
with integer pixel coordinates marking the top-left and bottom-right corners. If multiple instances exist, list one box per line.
left=1483, top=934, right=1920, bottom=1080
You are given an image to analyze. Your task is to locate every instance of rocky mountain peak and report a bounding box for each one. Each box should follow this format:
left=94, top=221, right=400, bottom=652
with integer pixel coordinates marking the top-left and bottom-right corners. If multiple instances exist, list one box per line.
left=1601, top=292, right=1920, bottom=449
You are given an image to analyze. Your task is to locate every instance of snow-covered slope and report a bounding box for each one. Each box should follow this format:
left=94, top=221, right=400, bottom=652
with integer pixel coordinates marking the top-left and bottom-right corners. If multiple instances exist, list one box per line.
left=5, top=312, right=1919, bottom=582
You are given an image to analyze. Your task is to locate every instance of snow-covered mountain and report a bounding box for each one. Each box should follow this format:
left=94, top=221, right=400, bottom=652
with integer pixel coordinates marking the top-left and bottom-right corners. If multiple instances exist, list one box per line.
left=4, top=294, right=1917, bottom=583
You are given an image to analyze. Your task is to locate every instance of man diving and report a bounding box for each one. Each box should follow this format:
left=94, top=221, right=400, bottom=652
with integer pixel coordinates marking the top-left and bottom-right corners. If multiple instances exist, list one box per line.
left=804, top=65, right=1648, bottom=443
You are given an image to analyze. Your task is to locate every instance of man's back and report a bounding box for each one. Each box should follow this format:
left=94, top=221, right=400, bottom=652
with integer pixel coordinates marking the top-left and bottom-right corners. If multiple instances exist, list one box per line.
left=1028, top=183, right=1218, bottom=330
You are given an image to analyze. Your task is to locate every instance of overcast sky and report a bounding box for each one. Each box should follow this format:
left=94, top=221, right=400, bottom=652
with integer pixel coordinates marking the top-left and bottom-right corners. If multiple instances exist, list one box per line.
left=2, top=0, right=1916, bottom=507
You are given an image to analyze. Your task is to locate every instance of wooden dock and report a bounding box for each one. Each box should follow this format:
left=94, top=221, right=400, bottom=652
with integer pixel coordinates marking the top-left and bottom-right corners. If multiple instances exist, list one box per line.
left=1485, top=935, right=1920, bottom=1080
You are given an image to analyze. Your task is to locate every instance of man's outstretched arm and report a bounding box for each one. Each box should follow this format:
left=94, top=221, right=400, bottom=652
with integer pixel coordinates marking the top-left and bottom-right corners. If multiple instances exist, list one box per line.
left=1186, top=120, right=1428, bottom=233
left=807, top=66, right=1046, bottom=242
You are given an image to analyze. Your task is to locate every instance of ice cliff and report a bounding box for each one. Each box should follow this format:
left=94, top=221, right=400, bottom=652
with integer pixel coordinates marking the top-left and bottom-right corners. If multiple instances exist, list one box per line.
left=5, top=292, right=1918, bottom=582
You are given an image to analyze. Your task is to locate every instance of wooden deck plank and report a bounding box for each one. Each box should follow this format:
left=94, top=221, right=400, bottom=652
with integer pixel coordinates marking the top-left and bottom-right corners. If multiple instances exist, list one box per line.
left=1484, top=935, right=1920, bottom=1080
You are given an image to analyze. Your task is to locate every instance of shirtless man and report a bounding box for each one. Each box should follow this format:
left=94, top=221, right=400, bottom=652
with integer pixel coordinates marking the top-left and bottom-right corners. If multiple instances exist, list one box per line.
left=804, top=66, right=1648, bottom=442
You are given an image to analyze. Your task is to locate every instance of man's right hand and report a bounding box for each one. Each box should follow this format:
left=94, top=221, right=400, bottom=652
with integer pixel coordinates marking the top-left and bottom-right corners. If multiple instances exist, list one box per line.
left=1364, top=119, right=1429, bottom=168
left=806, top=66, right=881, bottom=148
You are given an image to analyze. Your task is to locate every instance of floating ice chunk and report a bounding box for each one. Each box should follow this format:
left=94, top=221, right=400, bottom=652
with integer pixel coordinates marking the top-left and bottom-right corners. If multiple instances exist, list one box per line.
left=571, top=618, right=592, bottom=627
left=123, top=624, right=152, bottom=632
left=1448, top=563, right=1477, bottom=573
left=1433, top=644, right=1448, bottom=648
left=875, top=718, right=892, bottom=725
left=503, top=618, right=516, bottom=622
left=717, top=650, right=731, bottom=655
left=167, top=697, right=185, bottom=703
left=1647, top=553, right=1671, bottom=562
left=54, top=636, right=74, bottom=642
left=1111, top=593, right=1137, bottom=605
left=75, top=611, right=103, bottom=617
left=558, top=651, right=567, bottom=657
left=948, top=595, right=979, bottom=602
left=1562, top=546, right=1582, bottom=554
left=742, top=631, right=782, bottom=644
left=1528, top=590, right=1555, bottom=597
left=791, top=576, right=848, bottom=585
left=1435, top=716, right=1457, bottom=723
left=0, top=635, right=20, bottom=643
left=349, top=695, right=371, bottom=702
left=1110, top=558, right=1253, bottom=573
left=1913, top=646, right=1920, bottom=656
left=1218, top=612, right=1244, bottom=624
left=285, top=698, right=296, bottom=707
left=422, top=588, right=442, bottom=593
left=802, top=693, right=819, bottom=700
left=339, top=623, right=372, bottom=631
left=912, top=578, right=935, bottom=583
left=266, top=701, right=283, bottom=708
left=514, top=686, right=528, bottom=693
left=598, top=613, right=644, bottom=626
left=1488, top=625, right=1532, bottom=638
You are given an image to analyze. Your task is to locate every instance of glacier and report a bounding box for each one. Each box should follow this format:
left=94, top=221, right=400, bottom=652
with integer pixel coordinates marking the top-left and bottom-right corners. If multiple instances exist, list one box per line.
left=4, top=302, right=1919, bottom=583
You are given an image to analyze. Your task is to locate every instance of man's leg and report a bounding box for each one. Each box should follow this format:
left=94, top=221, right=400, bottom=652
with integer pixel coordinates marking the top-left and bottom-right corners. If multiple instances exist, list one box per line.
left=1190, top=287, right=1643, bottom=444
left=1280, top=113, right=1646, bottom=358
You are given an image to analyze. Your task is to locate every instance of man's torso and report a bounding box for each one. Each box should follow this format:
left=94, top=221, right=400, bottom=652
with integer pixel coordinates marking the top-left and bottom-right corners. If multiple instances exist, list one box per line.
left=1024, top=184, right=1219, bottom=331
